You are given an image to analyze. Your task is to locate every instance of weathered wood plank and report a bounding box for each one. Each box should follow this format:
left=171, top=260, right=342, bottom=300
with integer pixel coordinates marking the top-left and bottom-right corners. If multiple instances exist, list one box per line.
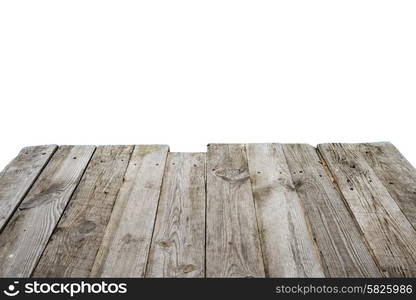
left=318, top=143, right=416, bottom=277
left=282, top=144, right=381, bottom=277
left=0, top=145, right=57, bottom=232
left=0, top=145, right=95, bottom=277
left=90, top=145, right=169, bottom=277
left=33, top=146, right=133, bottom=277
left=357, top=142, right=416, bottom=228
left=206, top=144, right=265, bottom=278
left=246, top=144, right=324, bottom=277
left=146, top=153, right=205, bottom=278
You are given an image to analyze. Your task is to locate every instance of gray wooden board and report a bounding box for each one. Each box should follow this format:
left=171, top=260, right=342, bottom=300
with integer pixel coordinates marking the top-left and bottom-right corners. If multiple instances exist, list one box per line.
left=0, top=145, right=57, bottom=232
left=33, top=146, right=133, bottom=277
left=90, top=145, right=169, bottom=277
left=206, top=144, right=265, bottom=278
left=357, top=142, right=416, bottom=228
left=146, top=153, right=206, bottom=278
left=318, top=143, right=416, bottom=277
left=1, top=142, right=415, bottom=278
left=246, top=143, right=324, bottom=277
left=282, top=144, right=381, bottom=277
left=0, top=146, right=95, bottom=277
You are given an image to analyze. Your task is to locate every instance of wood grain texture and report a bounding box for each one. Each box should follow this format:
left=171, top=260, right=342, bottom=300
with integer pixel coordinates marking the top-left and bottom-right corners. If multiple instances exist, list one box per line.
left=206, top=144, right=265, bottom=278
left=318, top=143, right=416, bottom=277
left=0, top=146, right=95, bottom=277
left=246, top=144, right=324, bottom=277
left=90, top=145, right=169, bottom=278
left=0, top=145, right=57, bottom=232
left=357, top=142, right=416, bottom=228
left=33, top=146, right=133, bottom=277
left=282, top=144, right=381, bottom=277
left=146, top=153, right=206, bottom=278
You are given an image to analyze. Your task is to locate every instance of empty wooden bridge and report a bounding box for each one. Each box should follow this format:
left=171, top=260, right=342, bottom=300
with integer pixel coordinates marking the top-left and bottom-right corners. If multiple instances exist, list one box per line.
left=0, top=143, right=415, bottom=278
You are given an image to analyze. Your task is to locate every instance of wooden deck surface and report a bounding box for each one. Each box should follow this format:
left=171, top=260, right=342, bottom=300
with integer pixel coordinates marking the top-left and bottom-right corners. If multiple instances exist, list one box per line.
left=0, top=143, right=415, bottom=278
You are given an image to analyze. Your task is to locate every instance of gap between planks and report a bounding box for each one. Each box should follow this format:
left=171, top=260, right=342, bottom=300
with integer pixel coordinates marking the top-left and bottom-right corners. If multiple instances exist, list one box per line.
left=0, top=146, right=96, bottom=277
left=318, top=143, right=416, bottom=277
left=1, top=143, right=416, bottom=278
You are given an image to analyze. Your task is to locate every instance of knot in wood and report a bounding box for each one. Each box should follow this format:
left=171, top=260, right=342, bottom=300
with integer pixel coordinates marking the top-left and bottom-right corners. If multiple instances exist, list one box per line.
left=214, top=168, right=250, bottom=183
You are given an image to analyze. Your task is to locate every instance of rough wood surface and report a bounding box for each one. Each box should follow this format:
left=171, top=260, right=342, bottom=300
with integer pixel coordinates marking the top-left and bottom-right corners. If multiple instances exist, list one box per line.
left=282, top=144, right=381, bottom=277
left=33, top=146, right=133, bottom=277
left=90, top=145, right=169, bottom=277
left=1, top=142, right=416, bottom=278
left=0, top=146, right=95, bottom=277
left=0, top=145, right=57, bottom=232
left=146, top=153, right=206, bottom=278
left=357, top=142, right=416, bottom=229
left=206, top=144, right=265, bottom=278
left=318, top=143, right=416, bottom=277
left=246, top=143, right=324, bottom=277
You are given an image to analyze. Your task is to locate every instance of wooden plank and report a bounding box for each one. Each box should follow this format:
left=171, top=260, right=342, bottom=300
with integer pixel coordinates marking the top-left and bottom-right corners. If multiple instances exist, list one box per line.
left=246, top=144, right=324, bottom=277
left=33, top=146, right=133, bottom=277
left=282, top=144, right=381, bottom=277
left=90, top=145, right=169, bottom=277
left=0, top=145, right=95, bottom=277
left=357, top=142, right=416, bottom=228
left=318, top=143, right=416, bottom=277
left=146, top=153, right=205, bottom=278
left=0, top=145, right=57, bottom=232
left=206, top=144, right=265, bottom=278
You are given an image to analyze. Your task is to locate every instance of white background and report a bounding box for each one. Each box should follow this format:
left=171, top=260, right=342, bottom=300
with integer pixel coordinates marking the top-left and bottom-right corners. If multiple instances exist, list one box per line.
left=1, top=1, right=415, bottom=170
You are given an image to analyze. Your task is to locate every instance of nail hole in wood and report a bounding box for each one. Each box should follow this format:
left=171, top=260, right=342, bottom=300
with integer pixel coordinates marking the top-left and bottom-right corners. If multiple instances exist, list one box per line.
left=350, top=188, right=354, bottom=191
left=73, top=157, right=77, bottom=160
